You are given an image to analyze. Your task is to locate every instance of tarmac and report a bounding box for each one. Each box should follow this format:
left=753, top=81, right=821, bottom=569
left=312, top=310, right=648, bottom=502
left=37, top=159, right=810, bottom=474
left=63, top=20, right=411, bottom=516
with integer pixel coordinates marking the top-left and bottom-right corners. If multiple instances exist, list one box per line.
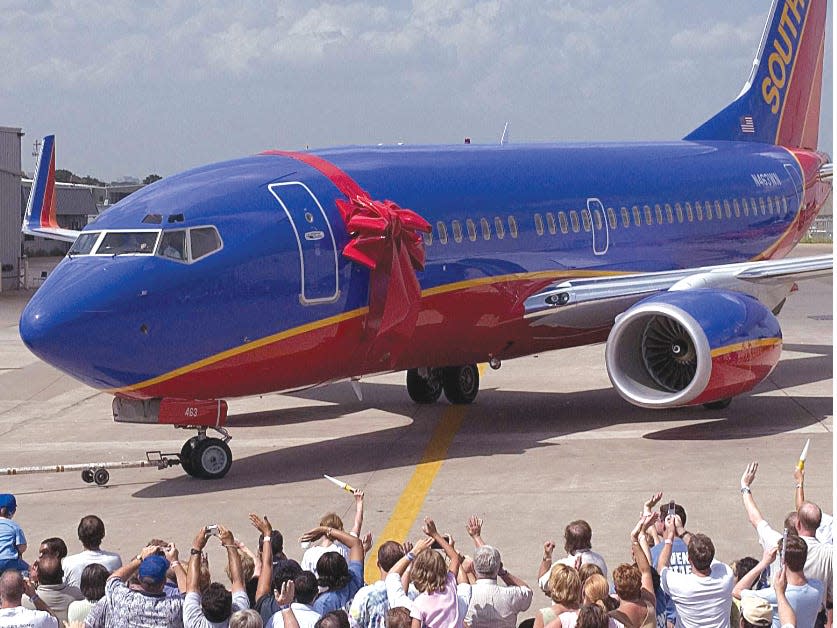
left=0, top=243, right=831, bottom=612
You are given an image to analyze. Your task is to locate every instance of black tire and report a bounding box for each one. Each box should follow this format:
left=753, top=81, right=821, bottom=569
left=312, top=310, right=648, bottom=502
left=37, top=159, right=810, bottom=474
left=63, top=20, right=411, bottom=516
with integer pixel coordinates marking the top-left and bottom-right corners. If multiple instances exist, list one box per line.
left=190, top=438, right=232, bottom=480
left=81, top=469, right=95, bottom=484
left=406, top=369, right=443, bottom=404
left=703, top=397, right=732, bottom=410
left=442, top=364, right=479, bottom=404
left=93, top=468, right=110, bottom=486
left=180, top=437, right=200, bottom=477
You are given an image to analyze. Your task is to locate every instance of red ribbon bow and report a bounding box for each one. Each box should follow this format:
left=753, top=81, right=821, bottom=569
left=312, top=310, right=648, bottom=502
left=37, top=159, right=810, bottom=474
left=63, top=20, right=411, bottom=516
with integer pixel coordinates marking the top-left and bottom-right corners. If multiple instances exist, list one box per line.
left=336, top=195, right=431, bottom=344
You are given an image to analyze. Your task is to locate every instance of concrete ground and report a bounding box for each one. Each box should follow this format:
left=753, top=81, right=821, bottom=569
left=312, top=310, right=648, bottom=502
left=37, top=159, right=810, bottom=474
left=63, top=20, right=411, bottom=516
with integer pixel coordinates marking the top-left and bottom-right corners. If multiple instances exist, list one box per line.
left=0, top=244, right=831, bottom=614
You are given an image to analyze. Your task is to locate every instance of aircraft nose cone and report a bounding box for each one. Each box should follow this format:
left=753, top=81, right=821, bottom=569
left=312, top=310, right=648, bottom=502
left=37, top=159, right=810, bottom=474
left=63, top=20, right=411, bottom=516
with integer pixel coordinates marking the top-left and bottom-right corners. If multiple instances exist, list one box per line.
left=19, top=291, right=70, bottom=369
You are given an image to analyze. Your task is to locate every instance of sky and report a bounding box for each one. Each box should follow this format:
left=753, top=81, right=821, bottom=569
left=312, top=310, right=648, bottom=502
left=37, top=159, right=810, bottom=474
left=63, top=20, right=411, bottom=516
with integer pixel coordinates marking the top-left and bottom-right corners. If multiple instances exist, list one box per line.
left=2, top=0, right=833, bottom=182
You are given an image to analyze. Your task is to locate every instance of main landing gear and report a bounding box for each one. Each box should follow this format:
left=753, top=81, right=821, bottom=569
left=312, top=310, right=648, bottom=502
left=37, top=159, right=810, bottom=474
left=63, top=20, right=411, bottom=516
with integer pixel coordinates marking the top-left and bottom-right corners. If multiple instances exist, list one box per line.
left=179, top=426, right=233, bottom=479
left=407, top=364, right=480, bottom=405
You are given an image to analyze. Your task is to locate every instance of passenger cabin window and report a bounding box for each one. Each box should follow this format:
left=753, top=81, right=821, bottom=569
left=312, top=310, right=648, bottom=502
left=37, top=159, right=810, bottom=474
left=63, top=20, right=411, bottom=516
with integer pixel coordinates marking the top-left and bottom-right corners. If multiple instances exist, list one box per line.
left=569, top=211, right=580, bottom=233
left=436, top=221, right=448, bottom=244
left=759, top=197, right=766, bottom=215
left=423, top=230, right=433, bottom=245
left=675, top=203, right=684, bottom=223
left=157, top=230, right=187, bottom=261
left=782, top=196, right=788, bottom=215
left=546, top=212, right=557, bottom=235
left=581, top=210, right=592, bottom=232
left=508, top=216, right=518, bottom=238
left=621, top=207, right=630, bottom=228
left=494, top=217, right=505, bottom=239
left=607, top=208, right=617, bottom=229
left=714, top=201, right=722, bottom=220
left=534, top=214, right=544, bottom=236
left=466, top=219, right=477, bottom=241
left=767, top=197, right=774, bottom=215
left=655, top=204, right=663, bottom=224
left=733, top=199, right=741, bottom=217
left=632, top=206, right=641, bottom=227
left=724, top=200, right=732, bottom=218
left=452, top=220, right=463, bottom=243
left=685, top=202, right=694, bottom=222
left=98, top=231, right=159, bottom=255
left=68, top=232, right=101, bottom=256
left=742, top=198, right=749, bottom=216
left=558, top=212, right=568, bottom=234
left=480, top=218, right=491, bottom=240
left=696, top=202, right=704, bottom=221
left=189, top=227, right=222, bottom=260
left=665, top=204, right=673, bottom=224
left=643, top=205, right=653, bottom=226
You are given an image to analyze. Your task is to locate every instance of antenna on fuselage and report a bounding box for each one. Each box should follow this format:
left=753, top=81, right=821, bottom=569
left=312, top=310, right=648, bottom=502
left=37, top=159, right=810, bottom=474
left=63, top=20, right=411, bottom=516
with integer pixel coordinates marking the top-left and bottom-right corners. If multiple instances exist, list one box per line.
left=500, top=122, right=510, bottom=145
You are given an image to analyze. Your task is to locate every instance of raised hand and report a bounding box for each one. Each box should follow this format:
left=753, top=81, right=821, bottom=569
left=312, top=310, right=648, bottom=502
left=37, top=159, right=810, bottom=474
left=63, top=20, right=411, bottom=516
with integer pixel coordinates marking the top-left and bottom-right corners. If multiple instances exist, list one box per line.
left=249, top=513, right=273, bottom=536
left=466, top=515, right=483, bottom=538
left=741, top=462, right=758, bottom=488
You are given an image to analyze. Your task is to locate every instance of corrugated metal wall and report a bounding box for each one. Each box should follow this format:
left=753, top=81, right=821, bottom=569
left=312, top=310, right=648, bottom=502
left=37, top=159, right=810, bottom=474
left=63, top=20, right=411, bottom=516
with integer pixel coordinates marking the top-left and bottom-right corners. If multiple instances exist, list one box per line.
left=0, top=127, right=23, bottom=291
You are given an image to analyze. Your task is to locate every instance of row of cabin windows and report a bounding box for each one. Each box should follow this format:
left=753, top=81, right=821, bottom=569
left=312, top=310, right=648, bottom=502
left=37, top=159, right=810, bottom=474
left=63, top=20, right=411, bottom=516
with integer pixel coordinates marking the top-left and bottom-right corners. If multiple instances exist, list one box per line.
left=423, top=195, right=789, bottom=245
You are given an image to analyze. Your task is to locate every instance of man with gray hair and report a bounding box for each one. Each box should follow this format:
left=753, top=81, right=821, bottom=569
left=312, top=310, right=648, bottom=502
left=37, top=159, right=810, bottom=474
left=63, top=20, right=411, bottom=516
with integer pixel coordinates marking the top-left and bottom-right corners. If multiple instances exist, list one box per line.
left=0, top=570, right=57, bottom=627
left=462, top=516, right=532, bottom=628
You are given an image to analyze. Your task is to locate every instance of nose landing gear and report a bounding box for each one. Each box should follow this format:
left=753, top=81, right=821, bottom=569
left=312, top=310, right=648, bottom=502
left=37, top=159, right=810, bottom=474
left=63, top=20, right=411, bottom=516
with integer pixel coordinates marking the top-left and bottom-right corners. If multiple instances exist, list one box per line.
left=179, top=426, right=233, bottom=479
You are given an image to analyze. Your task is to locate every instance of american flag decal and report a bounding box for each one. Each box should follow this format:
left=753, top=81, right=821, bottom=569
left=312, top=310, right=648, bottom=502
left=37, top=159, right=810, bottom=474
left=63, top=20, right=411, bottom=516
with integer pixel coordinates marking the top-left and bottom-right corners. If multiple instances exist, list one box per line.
left=740, top=116, right=755, bottom=134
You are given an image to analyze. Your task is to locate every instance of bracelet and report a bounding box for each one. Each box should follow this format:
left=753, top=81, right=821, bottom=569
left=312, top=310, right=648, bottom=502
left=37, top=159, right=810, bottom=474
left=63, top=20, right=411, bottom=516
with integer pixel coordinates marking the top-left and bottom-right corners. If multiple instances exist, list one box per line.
left=170, top=561, right=181, bottom=568
left=498, top=568, right=508, bottom=577
left=223, top=544, right=237, bottom=548
left=542, top=556, right=552, bottom=562
left=406, top=551, right=416, bottom=562
left=280, top=604, right=292, bottom=611
left=190, top=548, right=203, bottom=556
left=795, top=484, right=803, bottom=489
left=30, top=594, right=40, bottom=603
left=740, top=487, right=752, bottom=494
left=135, top=554, right=143, bottom=562
left=664, top=539, right=673, bottom=545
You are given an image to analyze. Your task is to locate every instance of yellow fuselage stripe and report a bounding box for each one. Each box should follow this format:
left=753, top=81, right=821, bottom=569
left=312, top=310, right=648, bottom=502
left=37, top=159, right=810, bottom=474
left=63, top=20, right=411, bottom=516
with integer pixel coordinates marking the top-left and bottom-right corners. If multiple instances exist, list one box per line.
left=363, top=405, right=466, bottom=582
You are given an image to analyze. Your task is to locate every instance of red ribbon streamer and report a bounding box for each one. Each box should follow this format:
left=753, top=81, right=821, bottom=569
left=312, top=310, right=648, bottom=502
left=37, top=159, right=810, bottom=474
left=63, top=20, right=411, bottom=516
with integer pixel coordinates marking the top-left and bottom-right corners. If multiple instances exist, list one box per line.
left=264, top=151, right=431, bottom=350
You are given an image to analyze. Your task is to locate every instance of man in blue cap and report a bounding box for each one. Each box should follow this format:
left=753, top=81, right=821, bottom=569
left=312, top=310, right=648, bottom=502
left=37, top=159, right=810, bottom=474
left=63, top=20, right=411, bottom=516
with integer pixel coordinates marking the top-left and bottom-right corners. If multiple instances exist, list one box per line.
left=0, top=494, right=28, bottom=576
left=101, top=543, right=184, bottom=627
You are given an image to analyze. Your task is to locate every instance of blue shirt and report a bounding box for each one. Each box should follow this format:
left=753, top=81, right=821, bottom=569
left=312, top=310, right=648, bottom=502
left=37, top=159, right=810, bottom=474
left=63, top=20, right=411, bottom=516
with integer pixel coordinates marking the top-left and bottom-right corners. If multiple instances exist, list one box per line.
left=311, top=560, right=364, bottom=615
left=650, top=537, right=690, bottom=624
left=742, top=579, right=825, bottom=628
left=0, top=518, right=25, bottom=561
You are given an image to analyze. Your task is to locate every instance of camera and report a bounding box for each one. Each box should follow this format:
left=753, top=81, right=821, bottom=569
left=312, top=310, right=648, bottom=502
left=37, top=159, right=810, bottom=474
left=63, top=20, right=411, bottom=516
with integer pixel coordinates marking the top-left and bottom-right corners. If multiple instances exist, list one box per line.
left=206, top=524, right=220, bottom=536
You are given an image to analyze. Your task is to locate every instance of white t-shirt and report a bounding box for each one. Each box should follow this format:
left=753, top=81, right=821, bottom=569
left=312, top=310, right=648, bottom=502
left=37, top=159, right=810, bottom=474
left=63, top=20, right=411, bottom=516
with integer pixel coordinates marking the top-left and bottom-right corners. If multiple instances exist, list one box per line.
left=62, top=549, right=123, bottom=588
left=0, top=606, right=58, bottom=628
left=660, top=560, right=733, bottom=628
left=183, top=590, right=249, bottom=628
left=300, top=542, right=349, bottom=577
left=538, top=550, right=608, bottom=593
left=266, top=603, right=321, bottom=628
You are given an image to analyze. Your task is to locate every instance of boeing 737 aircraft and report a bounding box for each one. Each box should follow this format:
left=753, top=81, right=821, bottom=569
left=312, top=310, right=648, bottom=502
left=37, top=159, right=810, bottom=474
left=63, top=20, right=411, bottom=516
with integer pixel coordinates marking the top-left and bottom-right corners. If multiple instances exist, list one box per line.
left=20, top=0, right=832, bottom=479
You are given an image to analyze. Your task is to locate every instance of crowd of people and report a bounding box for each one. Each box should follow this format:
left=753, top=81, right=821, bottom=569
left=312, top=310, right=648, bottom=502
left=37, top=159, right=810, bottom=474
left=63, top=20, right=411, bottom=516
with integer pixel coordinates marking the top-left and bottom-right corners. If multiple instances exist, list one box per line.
left=0, top=460, right=831, bottom=628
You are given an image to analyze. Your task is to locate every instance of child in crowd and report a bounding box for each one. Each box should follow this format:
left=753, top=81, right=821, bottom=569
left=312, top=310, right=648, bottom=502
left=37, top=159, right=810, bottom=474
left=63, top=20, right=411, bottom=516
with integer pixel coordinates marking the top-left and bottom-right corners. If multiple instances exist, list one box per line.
left=0, top=494, right=28, bottom=575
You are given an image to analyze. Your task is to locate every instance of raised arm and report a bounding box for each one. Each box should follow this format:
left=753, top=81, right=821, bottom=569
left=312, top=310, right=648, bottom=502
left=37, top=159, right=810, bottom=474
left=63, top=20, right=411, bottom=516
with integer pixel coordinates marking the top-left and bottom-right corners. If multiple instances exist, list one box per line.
left=537, top=541, right=556, bottom=580
left=466, top=515, right=485, bottom=549
left=423, top=517, right=460, bottom=576
left=187, top=527, right=211, bottom=594
left=631, top=513, right=658, bottom=600
left=793, top=467, right=805, bottom=512
left=163, top=542, right=187, bottom=592
left=351, top=489, right=365, bottom=537
left=219, top=526, right=245, bottom=593
left=773, top=565, right=797, bottom=627
left=250, top=513, right=274, bottom=602
left=275, top=580, right=300, bottom=628
left=112, top=544, right=159, bottom=582
left=741, top=462, right=767, bottom=528
left=655, top=515, right=676, bottom=574
left=301, top=525, right=364, bottom=563
left=733, top=545, right=777, bottom=600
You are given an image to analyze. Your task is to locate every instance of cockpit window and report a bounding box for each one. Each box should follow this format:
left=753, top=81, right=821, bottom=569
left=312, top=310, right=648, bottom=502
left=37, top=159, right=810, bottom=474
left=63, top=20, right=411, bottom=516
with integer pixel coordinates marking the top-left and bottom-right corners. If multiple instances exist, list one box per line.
left=189, top=227, right=222, bottom=260
left=68, top=232, right=101, bottom=256
left=157, top=230, right=187, bottom=261
left=97, top=231, right=159, bottom=255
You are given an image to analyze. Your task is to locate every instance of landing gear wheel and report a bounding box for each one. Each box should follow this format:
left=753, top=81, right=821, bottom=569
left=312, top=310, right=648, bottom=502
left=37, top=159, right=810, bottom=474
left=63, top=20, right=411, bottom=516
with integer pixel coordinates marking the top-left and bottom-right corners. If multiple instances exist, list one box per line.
left=81, top=469, right=95, bottom=484
left=180, top=436, right=201, bottom=477
left=703, top=398, right=732, bottom=410
left=93, top=468, right=110, bottom=486
left=190, top=438, right=232, bottom=479
left=442, top=364, right=479, bottom=404
left=407, top=369, right=443, bottom=404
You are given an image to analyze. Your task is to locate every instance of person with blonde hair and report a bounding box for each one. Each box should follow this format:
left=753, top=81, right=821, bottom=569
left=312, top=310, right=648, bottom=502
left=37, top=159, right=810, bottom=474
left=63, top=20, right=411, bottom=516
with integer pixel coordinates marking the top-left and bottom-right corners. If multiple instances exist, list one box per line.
left=301, top=490, right=365, bottom=578
left=534, top=564, right=580, bottom=628
left=230, top=608, right=264, bottom=628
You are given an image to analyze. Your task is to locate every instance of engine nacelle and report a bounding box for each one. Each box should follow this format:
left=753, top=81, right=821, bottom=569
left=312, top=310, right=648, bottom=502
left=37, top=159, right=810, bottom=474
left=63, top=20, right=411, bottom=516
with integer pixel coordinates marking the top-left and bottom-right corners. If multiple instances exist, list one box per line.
left=605, top=290, right=782, bottom=408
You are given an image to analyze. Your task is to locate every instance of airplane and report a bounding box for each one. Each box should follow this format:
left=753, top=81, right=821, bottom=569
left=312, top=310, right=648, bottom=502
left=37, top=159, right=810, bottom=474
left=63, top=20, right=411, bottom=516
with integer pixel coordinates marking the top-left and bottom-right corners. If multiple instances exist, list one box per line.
left=19, top=0, right=832, bottom=479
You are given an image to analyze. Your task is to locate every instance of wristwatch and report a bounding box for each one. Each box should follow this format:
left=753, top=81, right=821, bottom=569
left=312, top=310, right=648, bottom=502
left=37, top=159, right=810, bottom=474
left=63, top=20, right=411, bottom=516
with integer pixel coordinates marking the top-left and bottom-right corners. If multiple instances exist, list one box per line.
left=190, top=548, right=203, bottom=556
left=740, top=487, right=752, bottom=494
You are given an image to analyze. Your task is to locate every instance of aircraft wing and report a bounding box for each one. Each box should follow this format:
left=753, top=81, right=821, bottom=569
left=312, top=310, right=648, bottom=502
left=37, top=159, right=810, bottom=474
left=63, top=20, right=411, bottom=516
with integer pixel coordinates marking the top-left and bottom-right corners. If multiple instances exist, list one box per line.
left=22, top=135, right=81, bottom=243
left=524, top=255, right=832, bottom=329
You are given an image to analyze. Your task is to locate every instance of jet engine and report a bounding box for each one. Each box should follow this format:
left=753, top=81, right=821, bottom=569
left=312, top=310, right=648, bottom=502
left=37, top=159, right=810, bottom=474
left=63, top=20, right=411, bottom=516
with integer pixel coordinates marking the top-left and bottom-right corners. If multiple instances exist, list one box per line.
left=605, top=290, right=782, bottom=408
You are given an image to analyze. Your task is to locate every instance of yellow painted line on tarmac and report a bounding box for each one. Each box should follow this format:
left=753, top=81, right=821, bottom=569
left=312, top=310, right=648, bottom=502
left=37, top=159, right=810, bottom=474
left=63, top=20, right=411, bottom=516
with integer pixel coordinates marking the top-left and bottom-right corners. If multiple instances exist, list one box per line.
left=364, top=404, right=467, bottom=583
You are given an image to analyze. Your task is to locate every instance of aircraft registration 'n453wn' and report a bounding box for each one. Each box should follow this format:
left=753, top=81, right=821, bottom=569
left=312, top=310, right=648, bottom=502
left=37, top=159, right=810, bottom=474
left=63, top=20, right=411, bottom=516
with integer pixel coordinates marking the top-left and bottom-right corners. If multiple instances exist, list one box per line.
left=20, top=0, right=832, bottom=479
